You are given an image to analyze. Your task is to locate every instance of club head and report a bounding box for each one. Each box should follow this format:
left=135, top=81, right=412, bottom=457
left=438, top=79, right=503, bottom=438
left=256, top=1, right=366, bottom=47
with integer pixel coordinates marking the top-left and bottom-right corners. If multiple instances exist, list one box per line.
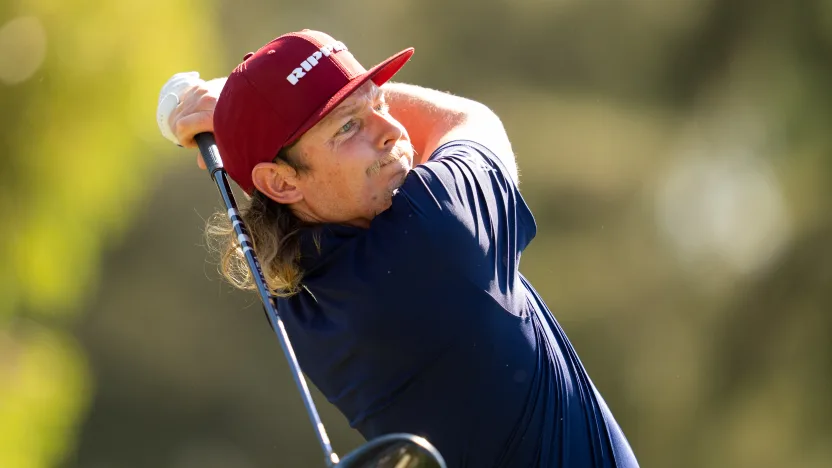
left=336, top=433, right=447, bottom=468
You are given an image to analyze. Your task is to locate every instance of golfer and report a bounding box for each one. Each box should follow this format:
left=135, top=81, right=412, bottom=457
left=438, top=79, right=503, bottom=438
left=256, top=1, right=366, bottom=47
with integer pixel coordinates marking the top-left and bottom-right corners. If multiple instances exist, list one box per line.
left=161, top=29, right=639, bottom=467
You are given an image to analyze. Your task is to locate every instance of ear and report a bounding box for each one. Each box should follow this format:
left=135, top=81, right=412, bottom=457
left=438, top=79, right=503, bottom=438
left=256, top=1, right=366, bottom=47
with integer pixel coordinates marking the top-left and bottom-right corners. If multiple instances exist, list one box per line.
left=251, top=161, right=304, bottom=205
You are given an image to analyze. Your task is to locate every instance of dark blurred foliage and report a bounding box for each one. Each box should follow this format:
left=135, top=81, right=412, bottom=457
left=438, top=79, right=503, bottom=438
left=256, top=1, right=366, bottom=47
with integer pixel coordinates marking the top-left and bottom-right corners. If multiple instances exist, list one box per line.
left=2, top=0, right=831, bottom=467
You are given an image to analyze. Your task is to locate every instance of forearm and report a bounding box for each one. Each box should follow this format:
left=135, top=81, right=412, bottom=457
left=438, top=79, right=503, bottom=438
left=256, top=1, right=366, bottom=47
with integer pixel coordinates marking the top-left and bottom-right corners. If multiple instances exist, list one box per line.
left=381, top=82, right=486, bottom=164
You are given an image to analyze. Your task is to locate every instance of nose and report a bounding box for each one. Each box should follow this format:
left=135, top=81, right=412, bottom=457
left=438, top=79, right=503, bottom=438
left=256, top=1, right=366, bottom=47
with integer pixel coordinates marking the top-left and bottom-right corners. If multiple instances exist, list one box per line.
left=369, top=110, right=403, bottom=151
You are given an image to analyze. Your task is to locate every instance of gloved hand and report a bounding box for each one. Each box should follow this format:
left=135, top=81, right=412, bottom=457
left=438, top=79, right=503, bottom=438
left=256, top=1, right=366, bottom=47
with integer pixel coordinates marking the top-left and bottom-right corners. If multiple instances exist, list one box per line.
left=157, top=71, right=202, bottom=145
left=156, top=72, right=226, bottom=169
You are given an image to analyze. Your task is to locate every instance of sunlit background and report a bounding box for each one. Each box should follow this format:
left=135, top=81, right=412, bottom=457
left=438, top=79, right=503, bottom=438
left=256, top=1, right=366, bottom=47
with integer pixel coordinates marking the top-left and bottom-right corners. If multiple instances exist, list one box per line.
left=1, top=1, right=831, bottom=467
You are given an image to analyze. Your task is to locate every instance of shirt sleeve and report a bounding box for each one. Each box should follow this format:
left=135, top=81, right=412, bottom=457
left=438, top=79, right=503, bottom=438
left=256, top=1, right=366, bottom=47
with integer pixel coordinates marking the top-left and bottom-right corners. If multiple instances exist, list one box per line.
left=399, top=139, right=536, bottom=248
left=382, top=139, right=538, bottom=310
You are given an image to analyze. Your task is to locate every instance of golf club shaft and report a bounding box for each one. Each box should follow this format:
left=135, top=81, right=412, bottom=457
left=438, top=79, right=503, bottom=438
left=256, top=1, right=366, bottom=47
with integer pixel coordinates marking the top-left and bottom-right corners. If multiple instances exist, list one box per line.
left=195, top=133, right=339, bottom=467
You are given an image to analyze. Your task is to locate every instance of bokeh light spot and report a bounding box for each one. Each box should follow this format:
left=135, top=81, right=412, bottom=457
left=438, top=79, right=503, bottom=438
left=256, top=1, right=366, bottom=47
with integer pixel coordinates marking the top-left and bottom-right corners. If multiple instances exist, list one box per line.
left=656, top=151, right=791, bottom=276
left=0, top=16, right=47, bottom=85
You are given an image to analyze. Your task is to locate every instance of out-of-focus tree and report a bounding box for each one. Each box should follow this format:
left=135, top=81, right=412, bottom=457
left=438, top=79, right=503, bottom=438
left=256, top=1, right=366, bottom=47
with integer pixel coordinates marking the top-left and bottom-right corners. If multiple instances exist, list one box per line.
left=0, top=1, right=219, bottom=466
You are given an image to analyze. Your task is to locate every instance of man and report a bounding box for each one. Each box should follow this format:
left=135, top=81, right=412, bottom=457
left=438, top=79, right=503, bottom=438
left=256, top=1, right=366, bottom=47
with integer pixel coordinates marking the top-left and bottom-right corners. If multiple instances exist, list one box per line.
left=160, top=29, right=639, bottom=467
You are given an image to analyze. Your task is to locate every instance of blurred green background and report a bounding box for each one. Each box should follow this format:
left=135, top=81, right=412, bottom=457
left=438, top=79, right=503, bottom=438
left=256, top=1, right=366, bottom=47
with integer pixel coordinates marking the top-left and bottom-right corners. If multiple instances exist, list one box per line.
left=2, top=0, right=831, bottom=467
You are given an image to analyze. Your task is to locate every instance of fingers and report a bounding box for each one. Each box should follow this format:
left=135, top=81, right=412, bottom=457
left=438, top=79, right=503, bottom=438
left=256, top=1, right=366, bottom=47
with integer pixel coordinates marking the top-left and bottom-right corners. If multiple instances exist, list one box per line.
left=157, top=72, right=203, bottom=146
left=163, top=78, right=225, bottom=171
left=197, top=152, right=207, bottom=170
left=173, top=110, right=215, bottom=148
left=169, top=84, right=220, bottom=148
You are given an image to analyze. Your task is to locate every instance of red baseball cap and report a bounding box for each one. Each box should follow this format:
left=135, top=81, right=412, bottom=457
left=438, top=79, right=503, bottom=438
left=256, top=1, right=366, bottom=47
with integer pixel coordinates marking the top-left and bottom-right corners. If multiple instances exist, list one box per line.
left=213, top=29, right=414, bottom=194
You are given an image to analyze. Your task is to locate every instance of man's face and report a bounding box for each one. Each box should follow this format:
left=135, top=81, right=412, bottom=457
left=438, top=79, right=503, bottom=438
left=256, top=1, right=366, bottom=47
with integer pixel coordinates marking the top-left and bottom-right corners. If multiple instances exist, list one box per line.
left=291, top=83, right=414, bottom=227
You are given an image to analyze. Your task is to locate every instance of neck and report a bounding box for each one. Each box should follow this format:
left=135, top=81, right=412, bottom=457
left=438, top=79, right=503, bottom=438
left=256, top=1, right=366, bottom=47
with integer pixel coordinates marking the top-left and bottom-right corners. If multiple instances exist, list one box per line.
left=290, top=202, right=371, bottom=229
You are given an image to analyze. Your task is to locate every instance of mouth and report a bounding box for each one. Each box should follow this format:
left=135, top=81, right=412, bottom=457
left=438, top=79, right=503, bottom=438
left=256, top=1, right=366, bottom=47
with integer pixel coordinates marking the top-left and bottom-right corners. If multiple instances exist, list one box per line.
left=368, top=147, right=411, bottom=176
left=379, top=154, right=400, bottom=168
left=383, top=146, right=411, bottom=167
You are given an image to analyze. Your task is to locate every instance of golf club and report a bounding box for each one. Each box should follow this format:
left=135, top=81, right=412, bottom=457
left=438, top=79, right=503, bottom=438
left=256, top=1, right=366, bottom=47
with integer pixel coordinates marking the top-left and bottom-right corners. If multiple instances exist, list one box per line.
left=194, top=132, right=447, bottom=468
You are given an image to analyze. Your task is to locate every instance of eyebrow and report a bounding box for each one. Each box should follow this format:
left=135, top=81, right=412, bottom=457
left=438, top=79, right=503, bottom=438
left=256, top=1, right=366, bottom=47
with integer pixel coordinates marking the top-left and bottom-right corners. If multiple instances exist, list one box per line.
left=325, top=100, right=363, bottom=124
left=323, top=85, right=385, bottom=126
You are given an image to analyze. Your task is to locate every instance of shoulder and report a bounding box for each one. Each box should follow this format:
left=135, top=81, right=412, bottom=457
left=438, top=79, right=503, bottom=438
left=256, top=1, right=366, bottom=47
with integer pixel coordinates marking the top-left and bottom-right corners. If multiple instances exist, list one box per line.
left=426, top=139, right=513, bottom=175
left=384, top=139, right=535, bottom=253
left=429, top=102, right=519, bottom=185
left=399, top=139, right=519, bottom=213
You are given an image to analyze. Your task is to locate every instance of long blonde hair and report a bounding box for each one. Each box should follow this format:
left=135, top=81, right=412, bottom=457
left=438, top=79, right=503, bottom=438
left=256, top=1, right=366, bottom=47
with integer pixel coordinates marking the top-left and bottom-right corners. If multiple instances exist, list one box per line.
left=205, top=145, right=313, bottom=297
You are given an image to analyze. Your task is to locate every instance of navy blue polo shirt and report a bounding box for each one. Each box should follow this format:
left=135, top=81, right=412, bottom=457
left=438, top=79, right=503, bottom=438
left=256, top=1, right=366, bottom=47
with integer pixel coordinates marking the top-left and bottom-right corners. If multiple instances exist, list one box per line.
left=277, top=140, right=638, bottom=467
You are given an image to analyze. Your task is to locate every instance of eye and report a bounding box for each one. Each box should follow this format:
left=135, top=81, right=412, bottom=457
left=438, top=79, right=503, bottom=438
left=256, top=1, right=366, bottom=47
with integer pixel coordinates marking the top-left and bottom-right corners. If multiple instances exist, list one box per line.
left=336, top=119, right=356, bottom=136
left=374, top=101, right=390, bottom=114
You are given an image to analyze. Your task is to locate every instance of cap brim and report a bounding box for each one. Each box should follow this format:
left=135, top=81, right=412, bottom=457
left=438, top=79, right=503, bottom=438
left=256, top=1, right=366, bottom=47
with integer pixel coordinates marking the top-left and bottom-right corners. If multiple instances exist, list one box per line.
left=284, top=47, right=415, bottom=146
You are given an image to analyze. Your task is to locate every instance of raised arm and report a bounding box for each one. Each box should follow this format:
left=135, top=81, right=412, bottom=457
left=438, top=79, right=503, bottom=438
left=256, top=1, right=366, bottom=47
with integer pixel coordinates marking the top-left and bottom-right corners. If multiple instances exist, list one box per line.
left=163, top=75, right=517, bottom=182
left=382, top=82, right=518, bottom=182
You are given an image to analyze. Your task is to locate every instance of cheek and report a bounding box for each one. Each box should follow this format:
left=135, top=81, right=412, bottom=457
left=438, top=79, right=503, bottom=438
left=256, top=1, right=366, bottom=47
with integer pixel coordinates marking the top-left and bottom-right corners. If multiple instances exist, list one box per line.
left=314, top=157, right=372, bottom=202
left=308, top=140, right=388, bottom=210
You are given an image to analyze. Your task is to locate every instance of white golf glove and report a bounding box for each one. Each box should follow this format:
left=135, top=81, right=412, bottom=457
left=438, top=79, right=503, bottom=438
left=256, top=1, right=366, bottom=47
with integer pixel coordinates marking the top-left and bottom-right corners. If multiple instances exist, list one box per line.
left=157, top=71, right=204, bottom=146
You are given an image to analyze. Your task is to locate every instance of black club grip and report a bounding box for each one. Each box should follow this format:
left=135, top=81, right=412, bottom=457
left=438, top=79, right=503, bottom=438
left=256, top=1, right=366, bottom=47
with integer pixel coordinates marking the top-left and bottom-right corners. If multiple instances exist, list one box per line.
left=194, top=132, right=223, bottom=175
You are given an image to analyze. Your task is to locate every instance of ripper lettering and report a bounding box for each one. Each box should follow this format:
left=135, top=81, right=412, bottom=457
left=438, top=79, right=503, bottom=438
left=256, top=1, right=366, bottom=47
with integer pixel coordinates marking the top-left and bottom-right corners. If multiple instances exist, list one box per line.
left=286, top=41, right=348, bottom=85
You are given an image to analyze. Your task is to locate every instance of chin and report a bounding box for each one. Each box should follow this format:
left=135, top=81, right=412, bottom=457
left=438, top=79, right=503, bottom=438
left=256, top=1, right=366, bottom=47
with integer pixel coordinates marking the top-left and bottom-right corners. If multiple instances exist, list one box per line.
left=402, top=155, right=414, bottom=172
left=394, top=154, right=413, bottom=174
left=387, top=166, right=408, bottom=192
